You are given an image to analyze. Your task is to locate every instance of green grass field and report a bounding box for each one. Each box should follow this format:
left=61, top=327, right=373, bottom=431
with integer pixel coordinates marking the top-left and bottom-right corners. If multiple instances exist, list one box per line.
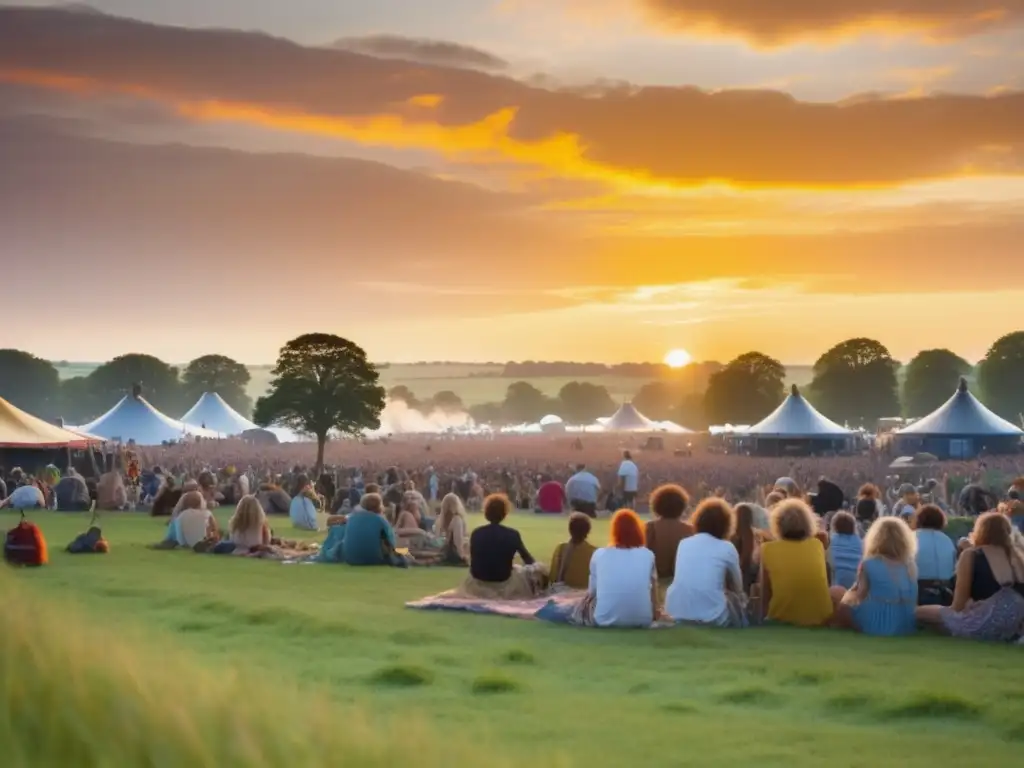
left=4, top=509, right=1023, bottom=767
left=54, top=363, right=818, bottom=407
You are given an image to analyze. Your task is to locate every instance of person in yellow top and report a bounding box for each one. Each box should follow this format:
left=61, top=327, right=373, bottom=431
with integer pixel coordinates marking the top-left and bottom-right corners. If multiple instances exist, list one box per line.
left=758, top=499, right=838, bottom=626
left=549, top=513, right=598, bottom=590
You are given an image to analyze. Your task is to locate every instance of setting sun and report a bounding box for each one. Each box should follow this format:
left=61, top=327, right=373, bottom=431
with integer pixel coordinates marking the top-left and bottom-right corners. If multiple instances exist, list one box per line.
left=664, top=348, right=692, bottom=368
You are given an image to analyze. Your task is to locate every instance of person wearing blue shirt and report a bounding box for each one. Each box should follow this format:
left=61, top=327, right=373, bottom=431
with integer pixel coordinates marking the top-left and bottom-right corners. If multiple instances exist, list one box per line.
left=912, top=504, right=958, bottom=606
left=829, top=512, right=863, bottom=589
left=289, top=474, right=319, bottom=531
left=342, top=493, right=399, bottom=566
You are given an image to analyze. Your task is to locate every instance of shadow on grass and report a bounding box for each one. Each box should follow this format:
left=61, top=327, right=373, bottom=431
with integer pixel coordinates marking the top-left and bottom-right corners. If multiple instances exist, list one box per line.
left=883, top=692, right=984, bottom=721
left=717, top=686, right=780, bottom=706
left=368, top=664, right=435, bottom=688
left=500, top=649, right=536, bottom=665
left=472, top=672, right=522, bottom=695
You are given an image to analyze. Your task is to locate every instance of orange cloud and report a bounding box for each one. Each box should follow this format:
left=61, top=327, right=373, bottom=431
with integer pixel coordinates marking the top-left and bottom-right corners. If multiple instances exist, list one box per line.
left=1, top=7, right=1023, bottom=192
left=638, top=1, right=1024, bottom=44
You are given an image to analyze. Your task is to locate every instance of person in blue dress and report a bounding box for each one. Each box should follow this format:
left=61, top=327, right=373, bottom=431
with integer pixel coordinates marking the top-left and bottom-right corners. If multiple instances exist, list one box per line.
left=828, top=511, right=863, bottom=589
left=834, top=518, right=918, bottom=636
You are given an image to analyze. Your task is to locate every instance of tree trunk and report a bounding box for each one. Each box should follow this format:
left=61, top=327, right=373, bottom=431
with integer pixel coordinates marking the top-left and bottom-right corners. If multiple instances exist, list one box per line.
left=315, top=434, right=326, bottom=477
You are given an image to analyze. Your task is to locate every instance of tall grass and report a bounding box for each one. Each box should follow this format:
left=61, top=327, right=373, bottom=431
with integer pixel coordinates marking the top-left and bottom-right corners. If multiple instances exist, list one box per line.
left=0, top=568, right=510, bottom=768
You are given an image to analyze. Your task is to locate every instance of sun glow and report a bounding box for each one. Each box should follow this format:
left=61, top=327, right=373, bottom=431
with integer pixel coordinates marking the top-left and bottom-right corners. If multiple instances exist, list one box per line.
left=664, top=348, right=692, bottom=368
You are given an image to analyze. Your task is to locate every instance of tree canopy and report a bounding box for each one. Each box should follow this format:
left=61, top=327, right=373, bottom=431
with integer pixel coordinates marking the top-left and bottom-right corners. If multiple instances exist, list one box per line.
left=429, top=391, right=465, bottom=413
left=502, top=381, right=550, bottom=423
left=182, top=354, right=252, bottom=416
left=0, top=349, right=61, bottom=419
left=902, top=349, right=972, bottom=418
left=86, top=354, right=184, bottom=415
left=632, top=381, right=683, bottom=422
left=810, top=338, right=900, bottom=427
left=703, top=352, right=786, bottom=426
left=253, top=334, right=386, bottom=471
left=977, top=331, right=1024, bottom=422
left=557, top=381, right=615, bottom=424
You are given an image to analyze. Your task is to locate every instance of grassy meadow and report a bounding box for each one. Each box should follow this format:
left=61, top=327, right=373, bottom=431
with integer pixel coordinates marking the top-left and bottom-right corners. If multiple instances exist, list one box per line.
left=4, top=509, right=1023, bottom=767
left=54, top=362, right=818, bottom=407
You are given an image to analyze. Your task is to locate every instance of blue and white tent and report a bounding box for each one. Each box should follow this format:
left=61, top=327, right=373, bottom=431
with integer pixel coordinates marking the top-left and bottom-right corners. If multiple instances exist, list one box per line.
left=77, top=389, right=218, bottom=445
left=181, top=392, right=259, bottom=436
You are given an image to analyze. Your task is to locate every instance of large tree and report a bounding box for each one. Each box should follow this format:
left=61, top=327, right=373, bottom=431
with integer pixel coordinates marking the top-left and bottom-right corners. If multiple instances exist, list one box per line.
left=86, top=353, right=184, bottom=415
left=0, top=349, right=61, bottom=419
left=387, top=385, right=420, bottom=410
left=810, top=338, right=900, bottom=427
left=429, top=391, right=465, bottom=413
left=557, top=381, right=615, bottom=424
left=502, top=381, right=550, bottom=423
left=253, top=333, right=385, bottom=472
left=703, top=352, right=787, bottom=426
left=977, top=331, right=1024, bottom=422
left=632, top=381, right=683, bottom=422
left=902, top=349, right=973, bottom=418
left=181, top=354, right=253, bottom=416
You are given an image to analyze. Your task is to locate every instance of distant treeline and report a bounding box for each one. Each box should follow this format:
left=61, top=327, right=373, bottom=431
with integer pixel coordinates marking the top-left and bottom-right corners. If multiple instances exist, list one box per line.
left=497, top=361, right=722, bottom=378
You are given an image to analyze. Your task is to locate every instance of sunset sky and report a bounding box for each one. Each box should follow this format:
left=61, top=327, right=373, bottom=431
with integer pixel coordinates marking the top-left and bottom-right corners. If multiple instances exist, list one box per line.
left=1, top=2, right=1022, bottom=365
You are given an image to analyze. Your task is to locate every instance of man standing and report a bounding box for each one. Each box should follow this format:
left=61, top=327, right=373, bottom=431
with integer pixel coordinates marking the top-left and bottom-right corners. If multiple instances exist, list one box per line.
left=566, top=463, right=601, bottom=518
left=617, top=451, right=639, bottom=509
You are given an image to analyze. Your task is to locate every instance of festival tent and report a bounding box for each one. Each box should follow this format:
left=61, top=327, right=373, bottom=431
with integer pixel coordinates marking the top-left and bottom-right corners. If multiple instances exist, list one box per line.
left=602, top=403, right=656, bottom=432
left=742, top=385, right=853, bottom=455
left=77, top=387, right=219, bottom=445
left=0, top=397, right=99, bottom=449
left=181, top=392, right=259, bottom=436
left=894, top=378, right=1023, bottom=459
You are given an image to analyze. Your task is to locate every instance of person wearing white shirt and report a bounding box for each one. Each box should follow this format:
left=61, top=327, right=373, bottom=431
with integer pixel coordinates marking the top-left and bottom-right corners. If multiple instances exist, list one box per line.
left=5, top=483, right=45, bottom=510
left=583, top=510, right=658, bottom=627
left=565, top=464, right=601, bottom=519
left=665, top=499, right=748, bottom=627
left=617, top=451, right=639, bottom=507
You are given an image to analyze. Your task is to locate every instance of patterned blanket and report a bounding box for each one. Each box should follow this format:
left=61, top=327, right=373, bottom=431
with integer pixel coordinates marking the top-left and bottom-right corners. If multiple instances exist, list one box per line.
left=405, top=589, right=586, bottom=620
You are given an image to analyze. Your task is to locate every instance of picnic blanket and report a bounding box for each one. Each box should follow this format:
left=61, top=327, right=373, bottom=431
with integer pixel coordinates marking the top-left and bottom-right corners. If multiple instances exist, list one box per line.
left=406, top=589, right=674, bottom=628
left=405, top=589, right=586, bottom=620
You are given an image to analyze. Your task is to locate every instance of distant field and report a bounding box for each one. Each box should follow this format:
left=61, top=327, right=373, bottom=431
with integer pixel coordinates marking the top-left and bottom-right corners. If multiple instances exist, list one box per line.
left=53, top=362, right=817, bottom=407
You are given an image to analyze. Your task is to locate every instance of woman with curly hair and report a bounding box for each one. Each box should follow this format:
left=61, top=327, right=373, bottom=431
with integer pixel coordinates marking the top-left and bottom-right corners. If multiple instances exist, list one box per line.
left=666, top=499, right=747, bottom=627
left=833, top=517, right=917, bottom=636
left=757, top=499, right=835, bottom=626
left=917, top=512, right=1024, bottom=642
left=645, top=484, right=694, bottom=581
left=571, top=509, right=657, bottom=628
left=457, top=494, right=546, bottom=599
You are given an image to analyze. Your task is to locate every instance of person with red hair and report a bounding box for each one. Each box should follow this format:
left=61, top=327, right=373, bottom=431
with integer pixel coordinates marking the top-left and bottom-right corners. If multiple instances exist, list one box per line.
left=569, top=509, right=658, bottom=627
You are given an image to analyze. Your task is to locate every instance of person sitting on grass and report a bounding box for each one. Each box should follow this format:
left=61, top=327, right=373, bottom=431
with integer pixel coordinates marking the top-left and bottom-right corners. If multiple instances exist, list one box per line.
left=255, top=474, right=291, bottom=517
left=666, top=498, right=747, bottom=627
left=289, top=474, right=320, bottom=531
left=912, top=504, right=958, bottom=606
left=916, top=512, right=1024, bottom=642
left=340, top=493, right=402, bottom=567
left=175, top=491, right=220, bottom=549
left=436, top=493, right=470, bottom=565
left=829, top=512, right=863, bottom=590
left=458, top=494, right=547, bottom=599
left=645, top=484, right=694, bottom=583
left=150, top=476, right=182, bottom=518
left=549, top=512, right=597, bottom=590
left=53, top=467, right=92, bottom=512
left=1, top=477, right=45, bottom=510
left=831, top=517, right=918, bottom=636
left=96, top=466, right=128, bottom=511
left=570, top=509, right=658, bottom=628
left=757, top=499, right=836, bottom=627
left=732, top=503, right=765, bottom=594
left=228, top=495, right=271, bottom=555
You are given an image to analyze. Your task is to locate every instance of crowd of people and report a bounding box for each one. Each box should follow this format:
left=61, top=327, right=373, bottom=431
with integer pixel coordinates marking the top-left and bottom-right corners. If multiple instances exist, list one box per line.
left=2, top=435, right=1024, bottom=643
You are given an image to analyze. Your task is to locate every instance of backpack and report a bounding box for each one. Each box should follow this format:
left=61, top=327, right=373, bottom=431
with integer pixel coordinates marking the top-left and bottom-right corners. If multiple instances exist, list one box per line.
left=5, top=513, right=49, bottom=567
left=66, top=511, right=108, bottom=554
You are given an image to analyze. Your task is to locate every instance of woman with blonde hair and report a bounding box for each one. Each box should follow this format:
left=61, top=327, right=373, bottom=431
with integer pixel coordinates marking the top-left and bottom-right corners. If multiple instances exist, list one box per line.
left=228, top=495, right=271, bottom=554
left=437, top=493, right=469, bottom=565
left=757, top=499, right=834, bottom=626
left=833, top=518, right=917, bottom=636
left=917, top=512, right=1024, bottom=641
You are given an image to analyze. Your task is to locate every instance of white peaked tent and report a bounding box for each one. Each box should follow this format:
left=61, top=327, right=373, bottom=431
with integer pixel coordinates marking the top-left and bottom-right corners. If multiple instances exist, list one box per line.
left=181, top=392, right=259, bottom=436
left=744, top=385, right=852, bottom=454
left=603, top=402, right=656, bottom=432
left=77, top=386, right=219, bottom=445
left=894, top=378, right=1022, bottom=458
